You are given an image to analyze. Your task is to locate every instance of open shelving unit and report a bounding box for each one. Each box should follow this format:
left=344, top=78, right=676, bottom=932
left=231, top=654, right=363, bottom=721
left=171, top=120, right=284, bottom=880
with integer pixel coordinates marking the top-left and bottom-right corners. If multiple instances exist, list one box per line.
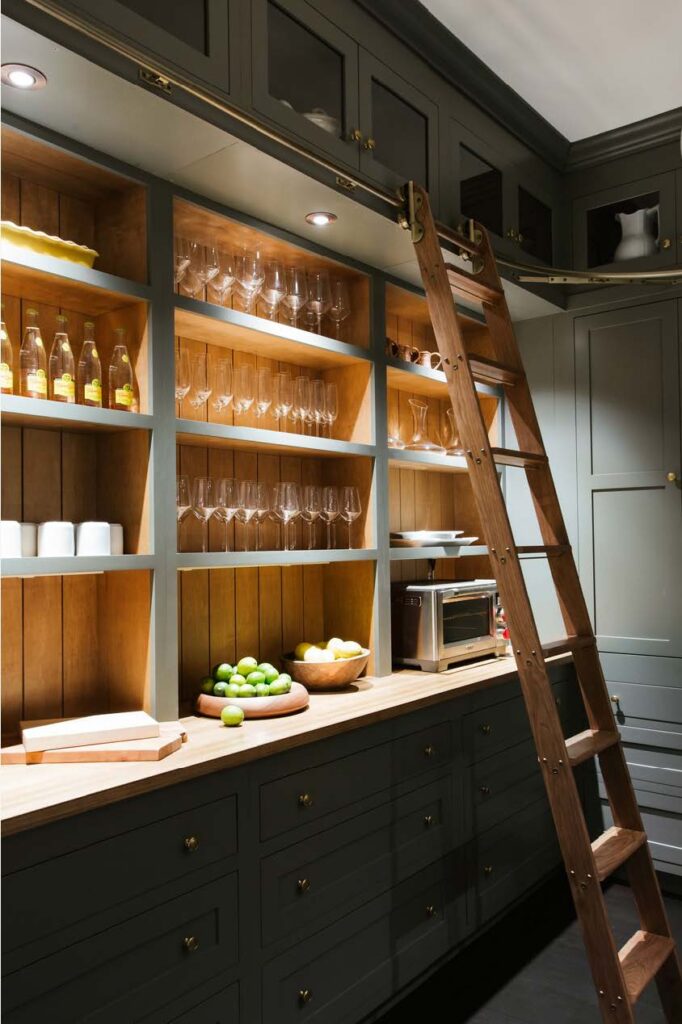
left=0, top=115, right=506, bottom=739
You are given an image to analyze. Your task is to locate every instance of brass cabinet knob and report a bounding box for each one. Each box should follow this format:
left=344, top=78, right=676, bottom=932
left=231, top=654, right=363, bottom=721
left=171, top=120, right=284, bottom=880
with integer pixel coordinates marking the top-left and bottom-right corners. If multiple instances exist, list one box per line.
left=183, top=935, right=199, bottom=953
left=423, top=814, right=435, bottom=827
left=480, top=723, right=492, bottom=735
left=349, top=128, right=363, bottom=143
left=661, top=238, right=672, bottom=250
left=506, top=227, right=518, bottom=240
left=363, top=137, right=376, bottom=150
left=425, top=904, right=437, bottom=917
left=424, top=744, right=436, bottom=757
left=479, top=785, right=491, bottom=797
left=297, top=878, right=311, bottom=893
left=183, top=835, right=199, bottom=853
left=483, top=865, right=494, bottom=876
left=298, top=792, right=314, bottom=808
left=517, top=232, right=524, bottom=244
left=610, top=694, right=621, bottom=705
left=667, top=471, right=678, bottom=482
left=298, top=989, right=313, bottom=1005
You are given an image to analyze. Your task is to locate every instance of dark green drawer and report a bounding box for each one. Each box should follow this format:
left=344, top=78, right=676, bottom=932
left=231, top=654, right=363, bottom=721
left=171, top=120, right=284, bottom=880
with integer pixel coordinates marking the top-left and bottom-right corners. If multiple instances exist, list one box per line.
left=471, top=739, right=546, bottom=835
left=140, top=982, right=239, bottom=1023
left=464, top=679, right=573, bottom=762
left=392, top=720, right=453, bottom=780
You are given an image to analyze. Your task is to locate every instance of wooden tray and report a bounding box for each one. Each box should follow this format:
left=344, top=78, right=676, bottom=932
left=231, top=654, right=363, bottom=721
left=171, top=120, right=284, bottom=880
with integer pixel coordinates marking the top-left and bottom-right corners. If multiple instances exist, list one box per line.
left=196, top=682, right=309, bottom=719
left=1, top=723, right=187, bottom=765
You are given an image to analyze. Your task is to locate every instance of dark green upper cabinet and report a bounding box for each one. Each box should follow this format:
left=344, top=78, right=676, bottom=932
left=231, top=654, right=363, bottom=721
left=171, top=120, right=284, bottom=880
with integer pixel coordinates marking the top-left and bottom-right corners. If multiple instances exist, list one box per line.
left=572, top=171, right=678, bottom=273
left=58, top=0, right=234, bottom=93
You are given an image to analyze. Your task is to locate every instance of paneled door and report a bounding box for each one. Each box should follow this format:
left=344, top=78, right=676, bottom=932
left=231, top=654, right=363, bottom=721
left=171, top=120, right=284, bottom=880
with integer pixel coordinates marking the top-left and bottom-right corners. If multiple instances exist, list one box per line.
left=576, top=300, right=681, bottom=657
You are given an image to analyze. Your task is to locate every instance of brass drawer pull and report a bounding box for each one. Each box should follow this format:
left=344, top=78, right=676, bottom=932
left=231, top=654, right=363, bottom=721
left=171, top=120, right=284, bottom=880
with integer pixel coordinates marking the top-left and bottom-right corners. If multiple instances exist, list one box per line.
left=183, top=835, right=199, bottom=853
left=424, top=744, right=436, bottom=757
left=363, top=137, right=376, bottom=151
left=349, top=128, right=363, bottom=143
left=298, top=989, right=313, bottom=1005
left=480, top=723, right=492, bottom=735
left=298, top=793, right=314, bottom=808
left=425, top=904, right=437, bottom=917
left=483, top=864, right=494, bottom=876
left=183, top=935, right=199, bottom=953
left=297, top=878, right=311, bottom=893
left=661, top=238, right=672, bottom=250
left=479, top=785, right=491, bottom=797
left=423, top=814, right=436, bottom=828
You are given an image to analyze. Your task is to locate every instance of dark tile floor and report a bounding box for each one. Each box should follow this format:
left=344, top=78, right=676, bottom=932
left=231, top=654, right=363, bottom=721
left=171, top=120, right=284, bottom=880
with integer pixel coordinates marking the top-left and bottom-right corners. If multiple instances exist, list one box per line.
left=377, top=879, right=682, bottom=1023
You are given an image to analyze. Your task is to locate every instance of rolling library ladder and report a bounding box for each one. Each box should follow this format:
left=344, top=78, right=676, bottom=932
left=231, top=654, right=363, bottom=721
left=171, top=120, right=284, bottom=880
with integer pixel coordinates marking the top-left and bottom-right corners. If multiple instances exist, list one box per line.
left=401, top=182, right=682, bottom=1022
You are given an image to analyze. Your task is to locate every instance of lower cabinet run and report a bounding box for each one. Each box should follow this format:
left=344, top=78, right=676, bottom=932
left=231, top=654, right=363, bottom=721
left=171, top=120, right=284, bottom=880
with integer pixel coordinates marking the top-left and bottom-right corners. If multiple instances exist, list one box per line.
left=1, top=664, right=582, bottom=1023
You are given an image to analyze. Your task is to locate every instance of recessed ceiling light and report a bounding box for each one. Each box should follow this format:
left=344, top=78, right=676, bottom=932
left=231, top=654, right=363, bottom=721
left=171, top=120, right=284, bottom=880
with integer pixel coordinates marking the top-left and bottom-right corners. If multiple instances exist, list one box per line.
left=1, top=64, right=48, bottom=90
left=305, top=211, right=337, bottom=227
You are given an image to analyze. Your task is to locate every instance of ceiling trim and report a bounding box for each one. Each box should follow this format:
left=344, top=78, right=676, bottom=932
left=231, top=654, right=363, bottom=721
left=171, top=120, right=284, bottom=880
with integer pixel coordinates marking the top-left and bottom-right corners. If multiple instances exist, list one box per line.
left=353, top=0, right=570, bottom=170
left=566, top=107, right=682, bottom=171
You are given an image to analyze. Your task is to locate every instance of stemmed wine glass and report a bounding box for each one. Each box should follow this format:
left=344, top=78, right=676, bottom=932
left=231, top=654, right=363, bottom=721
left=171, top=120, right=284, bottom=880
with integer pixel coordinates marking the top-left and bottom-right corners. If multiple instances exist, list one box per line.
left=236, top=479, right=259, bottom=550
left=328, top=278, right=351, bottom=339
left=307, top=270, right=331, bottom=334
left=176, top=474, right=191, bottom=551
left=175, top=348, right=191, bottom=402
left=211, top=359, right=233, bottom=412
left=260, top=260, right=285, bottom=320
left=192, top=476, right=217, bottom=553
left=272, top=481, right=301, bottom=552
left=235, top=250, right=264, bottom=313
left=189, top=354, right=212, bottom=408
left=207, top=251, right=236, bottom=306
left=233, top=363, right=255, bottom=415
left=310, top=379, right=327, bottom=437
left=325, top=382, right=338, bottom=438
left=187, top=242, right=220, bottom=297
left=301, top=484, right=322, bottom=549
left=254, top=481, right=271, bottom=550
left=340, top=485, right=361, bottom=548
left=321, top=485, right=340, bottom=549
left=272, top=371, right=293, bottom=425
left=174, top=238, right=191, bottom=285
left=255, top=366, right=272, bottom=418
left=282, top=266, right=308, bottom=328
left=215, top=477, right=239, bottom=551
left=291, top=375, right=310, bottom=433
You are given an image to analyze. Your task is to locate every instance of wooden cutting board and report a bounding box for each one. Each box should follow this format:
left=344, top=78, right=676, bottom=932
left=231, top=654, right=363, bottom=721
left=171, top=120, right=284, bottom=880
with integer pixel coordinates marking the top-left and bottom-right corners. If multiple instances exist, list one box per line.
left=1, top=723, right=187, bottom=765
left=196, top=682, right=309, bottom=719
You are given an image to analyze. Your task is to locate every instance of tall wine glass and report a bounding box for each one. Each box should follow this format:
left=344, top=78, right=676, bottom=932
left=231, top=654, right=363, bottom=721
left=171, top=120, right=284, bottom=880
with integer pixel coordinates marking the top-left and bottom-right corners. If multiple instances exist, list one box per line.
left=188, top=242, right=219, bottom=296
left=174, top=238, right=191, bottom=285
left=282, top=266, right=308, bottom=328
left=340, top=485, right=361, bottom=549
left=235, top=250, right=264, bottom=313
left=233, top=363, right=255, bottom=415
left=291, top=375, right=310, bottom=433
left=321, top=485, right=340, bottom=549
left=307, top=270, right=331, bottom=334
left=325, top=382, right=338, bottom=438
left=255, top=366, right=272, bottom=418
left=189, top=354, right=212, bottom=408
left=176, top=474, right=191, bottom=551
left=207, top=251, right=236, bottom=306
left=328, top=278, right=351, bottom=339
left=310, top=379, right=327, bottom=437
left=192, top=476, right=217, bottom=553
left=272, top=371, right=293, bottom=425
left=215, top=477, right=239, bottom=551
left=273, top=481, right=301, bottom=551
left=210, top=359, right=233, bottom=412
left=301, top=484, right=322, bottom=549
left=260, top=260, right=285, bottom=320
left=175, top=348, right=191, bottom=402
left=254, top=481, right=271, bottom=550
left=236, top=479, right=259, bottom=550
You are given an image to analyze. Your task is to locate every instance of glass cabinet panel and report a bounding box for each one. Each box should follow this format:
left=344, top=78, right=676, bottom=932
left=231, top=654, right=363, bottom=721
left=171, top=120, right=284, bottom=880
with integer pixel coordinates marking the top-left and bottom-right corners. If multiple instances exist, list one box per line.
left=369, top=79, right=428, bottom=186
left=459, top=145, right=503, bottom=238
left=518, top=186, right=553, bottom=264
left=267, top=1, right=345, bottom=141
left=117, top=0, right=207, bottom=52
left=586, top=190, right=659, bottom=268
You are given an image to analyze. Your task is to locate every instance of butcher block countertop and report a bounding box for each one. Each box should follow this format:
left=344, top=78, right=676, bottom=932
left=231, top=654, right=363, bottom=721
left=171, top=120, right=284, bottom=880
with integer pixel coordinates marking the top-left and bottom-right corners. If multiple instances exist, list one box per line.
left=0, top=654, right=570, bottom=836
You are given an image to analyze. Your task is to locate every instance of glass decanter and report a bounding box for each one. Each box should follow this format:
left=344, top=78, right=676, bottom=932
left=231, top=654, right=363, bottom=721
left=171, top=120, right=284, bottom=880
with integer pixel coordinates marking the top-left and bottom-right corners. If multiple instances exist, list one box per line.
left=405, top=398, right=444, bottom=453
left=444, top=407, right=465, bottom=456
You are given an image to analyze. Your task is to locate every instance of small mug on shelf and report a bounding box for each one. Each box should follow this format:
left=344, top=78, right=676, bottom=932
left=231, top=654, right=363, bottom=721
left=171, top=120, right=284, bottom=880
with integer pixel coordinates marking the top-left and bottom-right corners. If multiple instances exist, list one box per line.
left=76, top=521, right=112, bottom=556
left=38, top=521, right=75, bottom=557
left=110, top=523, right=124, bottom=556
left=20, top=523, right=37, bottom=557
left=0, top=521, right=22, bottom=557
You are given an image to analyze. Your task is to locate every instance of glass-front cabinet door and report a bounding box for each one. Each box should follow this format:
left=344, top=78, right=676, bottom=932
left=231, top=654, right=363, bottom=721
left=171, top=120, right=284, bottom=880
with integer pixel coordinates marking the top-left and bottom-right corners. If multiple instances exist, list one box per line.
left=448, top=123, right=516, bottom=257
left=62, top=0, right=233, bottom=92
left=251, top=0, right=360, bottom=168
left=358, top=52, right=439, bottom=204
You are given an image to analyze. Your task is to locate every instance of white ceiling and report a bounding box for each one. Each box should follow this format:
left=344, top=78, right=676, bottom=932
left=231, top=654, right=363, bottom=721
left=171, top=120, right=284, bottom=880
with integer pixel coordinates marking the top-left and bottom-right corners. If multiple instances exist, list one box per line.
left=422, top=0, right=682, bottom=141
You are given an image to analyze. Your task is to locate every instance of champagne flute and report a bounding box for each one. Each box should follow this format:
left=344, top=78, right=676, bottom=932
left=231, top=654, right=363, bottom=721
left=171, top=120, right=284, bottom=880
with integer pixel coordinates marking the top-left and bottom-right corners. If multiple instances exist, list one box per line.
left=189, top=354, right=212, bottom=408
left=255, top=366, right=272, bottom=417
left=176, top=474, right=191, bottom=551
left=235, top=250, right=264, bottom=313
left=301, top=484, right=322, bottom=549
left=174, top=237, right=191, bottom=285
left=260, top=260, right=286, bottom=320
left=210, top=359, right=233, bottom=412
left=215, top=476, right=239, bottom=551
left=321, top=484, right=340, bottom=549
left=175, top=348, right=191, bottom=402
left=233, top=363, right=255, bottom=415
left=328, top=278, right=351, bottom=339
left=340, top=485, right=362, bottom=549
left=291, top=375, right=310, bottom=433
left=307, top=270, right=331, bottom=334
left=325, top=382, right=338, bottom=438
left=236, top=478, right=259, bottom=550
left=207, top=250, right=236, bottom=306
left=273, top=481, right=301, bottom=552
left=272, top=371, right=293, bottom=425
left=282, top=266, right=308, bottom=328
left=192, top=476, right=217, bottom=553
left=310, top=378, right=327, bottom=437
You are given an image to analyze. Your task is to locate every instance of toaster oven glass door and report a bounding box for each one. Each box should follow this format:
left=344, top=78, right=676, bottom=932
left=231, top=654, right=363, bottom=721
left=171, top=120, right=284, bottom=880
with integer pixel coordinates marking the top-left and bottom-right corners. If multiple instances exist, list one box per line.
left=441, top=595, right=492, bottom=646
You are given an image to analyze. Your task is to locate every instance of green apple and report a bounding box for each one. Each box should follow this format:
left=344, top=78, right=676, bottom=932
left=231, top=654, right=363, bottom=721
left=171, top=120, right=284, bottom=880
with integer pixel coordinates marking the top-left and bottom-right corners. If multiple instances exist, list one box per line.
left=212, top=662, right=233, bottom=682
left=200, top=676, right=216, bottom=694
left=246, top=670, right=266, bottom=687
left=262, top=665, right=279, bottom=684
left=212, top=681, right=229, bottom=697
left=229, top=673, right=246, bottom=687
left=237, top=682, right=256, bottom=698
left=255, top=681, right=271, bottom=697
left=226, top=681, right=241, bottom=698
left=236, top=656, right=258, bottom=677
left=268, top=678, right=288, bottom=695
left=220, top=705, right=244, bottom=727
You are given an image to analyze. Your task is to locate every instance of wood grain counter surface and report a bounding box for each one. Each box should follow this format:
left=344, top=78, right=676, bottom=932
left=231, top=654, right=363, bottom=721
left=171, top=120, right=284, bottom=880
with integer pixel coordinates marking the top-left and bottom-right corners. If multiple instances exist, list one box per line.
left=0, top=654, right=570, bottom=836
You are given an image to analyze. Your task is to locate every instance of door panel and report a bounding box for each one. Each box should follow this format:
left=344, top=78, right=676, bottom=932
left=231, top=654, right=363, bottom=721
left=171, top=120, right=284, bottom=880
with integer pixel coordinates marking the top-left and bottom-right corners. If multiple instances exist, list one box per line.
left=576, top=300, right=681, bottom=656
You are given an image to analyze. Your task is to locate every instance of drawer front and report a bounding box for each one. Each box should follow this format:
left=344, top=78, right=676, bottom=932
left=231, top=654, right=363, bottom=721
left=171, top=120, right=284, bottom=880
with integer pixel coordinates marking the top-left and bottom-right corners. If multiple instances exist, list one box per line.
left=3, top=796, right=237, bottom=955
left=140, top=982, right=239, bottom=1023
left=606, top=680, right=682, bottom=750
left=464, top=680, right=573, bottom=761
left=392, top=721, right=453, bottom=781
left=3, top=874, right=239, bottom=1024
left=471, top=740, right=546, bottom=835
left=260, top=744, right=392, bottom=841
left=261, top=776, right=457, bottom=946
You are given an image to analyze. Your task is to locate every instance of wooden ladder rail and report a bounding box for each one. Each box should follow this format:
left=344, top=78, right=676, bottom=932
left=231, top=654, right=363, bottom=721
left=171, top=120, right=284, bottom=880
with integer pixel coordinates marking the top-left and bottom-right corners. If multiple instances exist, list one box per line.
left=406, top=182, right=682, bottom=1023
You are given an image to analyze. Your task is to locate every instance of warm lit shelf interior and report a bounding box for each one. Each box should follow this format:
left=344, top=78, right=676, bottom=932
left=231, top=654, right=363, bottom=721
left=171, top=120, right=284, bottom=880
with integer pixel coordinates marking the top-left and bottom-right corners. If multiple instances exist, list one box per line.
left=176, top=420, right=374, bottom=458
left=1, top=394, right=154, bottom=432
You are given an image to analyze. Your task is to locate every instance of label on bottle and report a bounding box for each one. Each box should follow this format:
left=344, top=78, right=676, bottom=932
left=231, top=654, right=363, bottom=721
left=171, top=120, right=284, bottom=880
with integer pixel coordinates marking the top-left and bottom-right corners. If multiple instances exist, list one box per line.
left=53, top=373, right=75, bottom=401
left=27, top=369, right=47, bottom=396
left=0, top=362, right=13, bottom=393
left=115, top=383, right=133, bottom=407
left=84, top=379, right=102, bottom=405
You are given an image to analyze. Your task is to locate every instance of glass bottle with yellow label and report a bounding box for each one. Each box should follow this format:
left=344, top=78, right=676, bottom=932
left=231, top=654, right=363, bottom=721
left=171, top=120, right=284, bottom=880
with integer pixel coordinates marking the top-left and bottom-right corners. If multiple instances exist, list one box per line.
left=20, top=308, right=47, bottom=400
left=49, top=315, right=76, bottom=403
left=0, top=310, right=14, bottom=395
left=108, top=328, right=134, bottom=411
left=77, top=321, right=102, bottom=407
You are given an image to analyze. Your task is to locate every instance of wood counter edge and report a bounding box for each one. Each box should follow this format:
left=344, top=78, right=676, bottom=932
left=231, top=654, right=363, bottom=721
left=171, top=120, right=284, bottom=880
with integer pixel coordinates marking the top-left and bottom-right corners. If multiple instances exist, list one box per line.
left=0, top=655, right=572, bottom=836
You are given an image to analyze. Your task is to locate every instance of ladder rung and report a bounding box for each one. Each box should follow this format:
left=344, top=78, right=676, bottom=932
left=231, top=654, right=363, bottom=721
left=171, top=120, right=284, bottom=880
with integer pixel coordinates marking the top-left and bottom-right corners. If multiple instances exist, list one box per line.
left=516, top=544, right=570, bottom=556
left=490, top=447, right=547, bottom=468
left=592, top=826, right=647, bottom=882
left=565, top=729, right=620, bottom=767
left=468, top=355, right=522, bottom=387
left=619, top=930, right=675, bottom=1004
left=541, top=634, right=594, bottom=658
left=445, top=264, right=503, bottom=304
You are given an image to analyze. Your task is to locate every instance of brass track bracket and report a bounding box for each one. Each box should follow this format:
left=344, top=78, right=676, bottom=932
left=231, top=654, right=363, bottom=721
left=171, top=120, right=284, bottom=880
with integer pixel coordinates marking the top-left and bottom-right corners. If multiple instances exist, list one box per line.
left=397, top=182, right=424, bottom=243
left=139, top=68, right=171, bottom=93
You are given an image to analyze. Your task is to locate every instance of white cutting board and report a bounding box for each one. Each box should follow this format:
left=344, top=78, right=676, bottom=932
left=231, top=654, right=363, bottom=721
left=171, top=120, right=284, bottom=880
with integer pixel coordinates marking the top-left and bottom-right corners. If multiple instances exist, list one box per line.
left=22, top=711, right=159, bottom=753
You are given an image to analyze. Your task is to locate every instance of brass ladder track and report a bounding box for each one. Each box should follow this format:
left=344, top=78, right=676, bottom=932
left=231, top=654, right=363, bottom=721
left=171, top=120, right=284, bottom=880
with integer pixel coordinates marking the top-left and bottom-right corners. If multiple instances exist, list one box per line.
left=404, top=182, right=682, bottom=1022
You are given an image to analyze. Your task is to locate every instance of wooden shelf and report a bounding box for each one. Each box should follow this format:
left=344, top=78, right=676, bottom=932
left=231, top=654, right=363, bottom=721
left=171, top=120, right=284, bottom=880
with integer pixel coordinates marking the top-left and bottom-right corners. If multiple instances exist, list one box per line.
left=389, top=545, right=487, bottom=561
left=175, top=299, right=371, bottom=369
left=386, top=358, right=502, bottom=400
left=388, top=449, right=469, bottom=473
left=1, top=395, right=154, bottom=433
left=1, top=555, right=156, bottom=578
left=1, top=253, right=150, bottom=315
left=176, top=418, right=374, bottom=458
left=177, top=548, right=378, bottom=570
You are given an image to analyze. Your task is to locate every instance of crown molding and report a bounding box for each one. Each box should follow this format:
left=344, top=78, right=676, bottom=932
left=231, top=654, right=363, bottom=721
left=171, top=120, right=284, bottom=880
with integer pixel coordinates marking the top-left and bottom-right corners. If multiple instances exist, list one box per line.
left=353, top=0, right=570, bottom=171
left=567, top=107, right=682, bottom=171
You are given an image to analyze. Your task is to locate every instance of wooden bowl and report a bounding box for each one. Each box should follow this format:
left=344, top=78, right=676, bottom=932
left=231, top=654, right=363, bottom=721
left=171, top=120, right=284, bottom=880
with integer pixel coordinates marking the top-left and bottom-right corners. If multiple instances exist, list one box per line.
left=196, top=682, right=309, bottom=719
left=281, top=650, right=370, bottom=691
